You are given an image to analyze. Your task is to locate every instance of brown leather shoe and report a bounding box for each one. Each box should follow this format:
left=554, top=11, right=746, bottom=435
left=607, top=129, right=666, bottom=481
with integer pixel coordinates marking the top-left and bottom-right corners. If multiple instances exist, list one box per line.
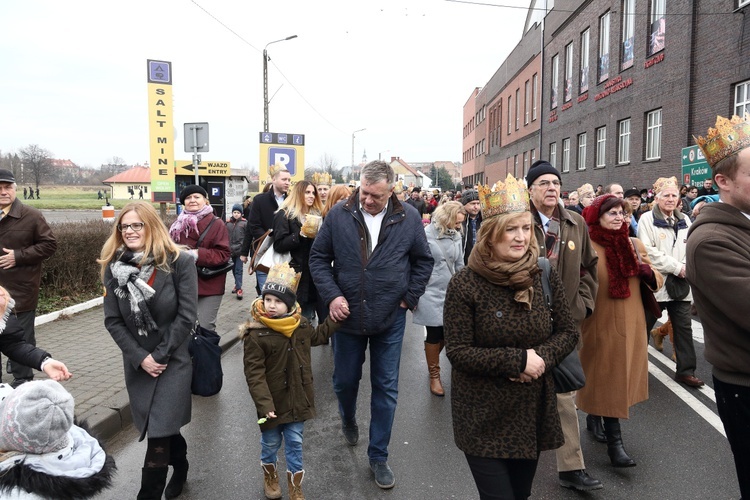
left=675, top=374, right=704, bottom=387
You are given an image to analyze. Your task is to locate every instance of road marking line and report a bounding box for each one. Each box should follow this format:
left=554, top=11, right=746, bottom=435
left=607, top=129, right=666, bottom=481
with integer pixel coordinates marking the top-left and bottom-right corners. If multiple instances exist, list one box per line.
left=648, top=345, right=715, bottom=402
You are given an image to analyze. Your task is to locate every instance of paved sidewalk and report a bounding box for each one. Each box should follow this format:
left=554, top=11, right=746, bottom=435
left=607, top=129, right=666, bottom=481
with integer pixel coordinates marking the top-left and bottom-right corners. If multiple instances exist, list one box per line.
left=25, top=272, right=257, bottom=442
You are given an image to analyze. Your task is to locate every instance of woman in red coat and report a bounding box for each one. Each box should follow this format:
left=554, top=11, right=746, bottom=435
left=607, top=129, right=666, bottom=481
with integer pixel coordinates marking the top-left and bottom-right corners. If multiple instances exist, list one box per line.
left=169, top=185, right=231, bottom=331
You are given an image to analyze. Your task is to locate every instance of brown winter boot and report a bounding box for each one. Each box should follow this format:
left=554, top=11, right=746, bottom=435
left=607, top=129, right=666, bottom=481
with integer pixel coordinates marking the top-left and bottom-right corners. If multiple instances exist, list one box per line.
left=261, top=463, right=282, bottom=499
left=287, top=470, right=305, bottom=500
left=425, top=341, right=445, bottom=397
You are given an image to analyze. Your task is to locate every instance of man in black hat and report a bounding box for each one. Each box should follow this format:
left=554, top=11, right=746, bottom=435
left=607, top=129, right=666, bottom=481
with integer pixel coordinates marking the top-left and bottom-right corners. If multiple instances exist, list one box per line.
left=460, top=189, right=481, bottom=265
left=525, top=160, right=602, bottom=491
left=405, top=187, right=426, bottom=216
left=0, top=169, right=57, bottom=388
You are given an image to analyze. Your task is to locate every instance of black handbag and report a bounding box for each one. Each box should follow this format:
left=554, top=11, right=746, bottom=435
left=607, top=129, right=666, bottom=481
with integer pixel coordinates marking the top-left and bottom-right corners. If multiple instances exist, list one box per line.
left=195, top=217, right=233, bottom=279
left=665, top=274, right=690, bottom=301
left=538, top=257, right=586, bottom=393
left=188, top=323, right=223, bottom=397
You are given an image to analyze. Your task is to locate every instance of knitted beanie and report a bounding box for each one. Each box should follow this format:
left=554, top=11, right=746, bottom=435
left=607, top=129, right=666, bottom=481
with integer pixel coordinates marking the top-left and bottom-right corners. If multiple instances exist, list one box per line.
left=231, top=203, right=243, bottom=213
left=179, top=184, right=208, bottom=205
left=525, top=160, right=561, bottom=187
left=461, top=189, right=479, bottom=205
left=0, top=380, right=74, bottom=454
left=262, top=282, right=297, bottom=311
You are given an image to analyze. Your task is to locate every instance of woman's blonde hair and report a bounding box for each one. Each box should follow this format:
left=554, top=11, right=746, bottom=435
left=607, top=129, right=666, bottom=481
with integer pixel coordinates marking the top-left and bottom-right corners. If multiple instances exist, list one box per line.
left=431, top=201, right=466, bottom=237
left=279, top=180, right=324, bottom=221
left=474, top=212, right=538, bottom=261
left=97, top=202, right=181, bottom=281
left=322, top=184, right=352, bottom=217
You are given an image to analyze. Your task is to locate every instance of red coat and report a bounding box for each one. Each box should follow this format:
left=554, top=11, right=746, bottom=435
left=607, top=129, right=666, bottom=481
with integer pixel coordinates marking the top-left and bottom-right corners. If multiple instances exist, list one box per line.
left=173, top=215, right=231, bottom=296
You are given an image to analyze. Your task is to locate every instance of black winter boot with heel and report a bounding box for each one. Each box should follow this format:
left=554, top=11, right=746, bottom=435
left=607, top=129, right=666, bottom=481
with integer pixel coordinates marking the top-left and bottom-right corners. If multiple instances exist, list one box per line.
left=603, top=417, right=636, bottom=467
left=165, top=434, right=189, bottom=498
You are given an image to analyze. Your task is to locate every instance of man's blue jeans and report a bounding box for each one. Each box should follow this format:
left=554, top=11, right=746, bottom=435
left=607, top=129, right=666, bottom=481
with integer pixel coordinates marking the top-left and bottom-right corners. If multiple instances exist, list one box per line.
left=256, top=270, right=268, bottom=293
left=260, top=421, right=305, bottom=473
left=332, top=308, right=407, bottom=462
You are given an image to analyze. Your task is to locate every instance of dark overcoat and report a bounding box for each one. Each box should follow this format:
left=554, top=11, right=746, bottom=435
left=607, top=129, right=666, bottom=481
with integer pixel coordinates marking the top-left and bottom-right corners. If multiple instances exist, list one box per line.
left=103, top=252, right=197, bottom=438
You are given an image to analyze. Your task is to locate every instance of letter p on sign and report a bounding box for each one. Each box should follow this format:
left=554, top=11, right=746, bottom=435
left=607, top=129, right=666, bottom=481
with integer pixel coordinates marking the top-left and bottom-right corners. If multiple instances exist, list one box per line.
left=269, top=147, right=296, bottom=175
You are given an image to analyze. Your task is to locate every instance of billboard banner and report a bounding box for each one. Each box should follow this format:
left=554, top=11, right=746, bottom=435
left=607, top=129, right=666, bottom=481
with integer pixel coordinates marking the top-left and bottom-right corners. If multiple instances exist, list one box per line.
left=147, top=59, right=175, bottom=203
left=259, top=132, right=305, bottom=187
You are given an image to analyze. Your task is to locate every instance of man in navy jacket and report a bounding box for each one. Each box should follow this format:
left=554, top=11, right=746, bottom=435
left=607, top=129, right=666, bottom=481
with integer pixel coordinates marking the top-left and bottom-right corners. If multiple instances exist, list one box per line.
left=310, top=161, right=433, bottom=490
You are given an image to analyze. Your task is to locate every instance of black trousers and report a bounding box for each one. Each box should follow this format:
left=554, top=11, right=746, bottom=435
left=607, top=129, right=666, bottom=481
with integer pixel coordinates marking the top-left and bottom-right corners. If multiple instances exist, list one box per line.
left=464, top=453, right=539, bottom=500
left=6, top=310, right=36, bottom=381
left=645, top=300, right=697, bottom=376
left=714, top=376, right=750, bottom=499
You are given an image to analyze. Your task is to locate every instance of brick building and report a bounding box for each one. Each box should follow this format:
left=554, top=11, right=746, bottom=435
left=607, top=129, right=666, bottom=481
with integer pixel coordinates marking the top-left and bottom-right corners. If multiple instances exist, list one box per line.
left=464, top=0, right=750, bottom=192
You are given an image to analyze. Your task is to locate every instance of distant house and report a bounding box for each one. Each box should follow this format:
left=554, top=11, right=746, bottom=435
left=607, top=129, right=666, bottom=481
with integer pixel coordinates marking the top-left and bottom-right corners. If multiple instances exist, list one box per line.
left=388, top=157, right=428, bottom=189
left=102, top=166, right=151, bottom=199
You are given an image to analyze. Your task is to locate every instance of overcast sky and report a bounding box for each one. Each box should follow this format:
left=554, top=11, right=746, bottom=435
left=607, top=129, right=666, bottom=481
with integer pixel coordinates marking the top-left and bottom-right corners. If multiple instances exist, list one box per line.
left=0, top=0, right=530, bottom=171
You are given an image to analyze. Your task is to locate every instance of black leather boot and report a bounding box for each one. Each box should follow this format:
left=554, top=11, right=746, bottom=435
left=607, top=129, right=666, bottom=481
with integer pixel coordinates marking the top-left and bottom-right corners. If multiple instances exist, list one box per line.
left=586, top=414, right=606, bottom=443
left=165, top=435, right=189, bottom=498
left=603, top=417, right=636, bottom=467
left=137, top=467, right=168, bottom=500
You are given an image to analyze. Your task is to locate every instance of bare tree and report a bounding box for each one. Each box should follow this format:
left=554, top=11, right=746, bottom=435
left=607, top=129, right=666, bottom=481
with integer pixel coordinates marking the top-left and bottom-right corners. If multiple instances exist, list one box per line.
left=316, top=153, right=338, bottom=176
left=19, top=145, right=53, bottom=188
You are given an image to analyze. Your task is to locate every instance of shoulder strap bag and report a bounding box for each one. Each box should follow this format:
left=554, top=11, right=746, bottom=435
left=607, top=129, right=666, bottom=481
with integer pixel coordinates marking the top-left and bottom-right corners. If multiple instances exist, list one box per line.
left=195, top=217, right=234, bottom=279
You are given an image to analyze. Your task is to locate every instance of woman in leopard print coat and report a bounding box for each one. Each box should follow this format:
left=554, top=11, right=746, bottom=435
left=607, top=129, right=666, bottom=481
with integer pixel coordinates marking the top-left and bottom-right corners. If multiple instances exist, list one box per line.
left=444, top=208, right=579, bottom=500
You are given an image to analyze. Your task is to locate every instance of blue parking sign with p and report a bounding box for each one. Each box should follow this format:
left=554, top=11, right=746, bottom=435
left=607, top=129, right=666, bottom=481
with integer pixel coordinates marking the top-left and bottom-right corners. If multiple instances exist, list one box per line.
left=269, top=147, right=297, bottom=175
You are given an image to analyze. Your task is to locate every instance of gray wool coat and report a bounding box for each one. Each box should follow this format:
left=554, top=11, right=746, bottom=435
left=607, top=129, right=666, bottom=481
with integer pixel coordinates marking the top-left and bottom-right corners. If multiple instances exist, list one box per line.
left=103, top=251, right=198, bottom=438
left=412, top=223, right=464, bottom=327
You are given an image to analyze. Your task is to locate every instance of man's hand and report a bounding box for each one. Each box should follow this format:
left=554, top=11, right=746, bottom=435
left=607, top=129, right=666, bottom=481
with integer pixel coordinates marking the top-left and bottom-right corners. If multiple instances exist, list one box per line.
left=329, top=296, right=350, bottom=322
left=678, top=265, right=687, bottom=278
left=0, top=248, right=16, bottom=269
left=240, top=255, right=248, bottom=263
left=400, top=300, right=409, bottom=309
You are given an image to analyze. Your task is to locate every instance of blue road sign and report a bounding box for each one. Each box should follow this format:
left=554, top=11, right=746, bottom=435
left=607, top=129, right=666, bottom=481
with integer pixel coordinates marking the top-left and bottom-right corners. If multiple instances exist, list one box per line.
left=269, top=147, right=297, bottom=175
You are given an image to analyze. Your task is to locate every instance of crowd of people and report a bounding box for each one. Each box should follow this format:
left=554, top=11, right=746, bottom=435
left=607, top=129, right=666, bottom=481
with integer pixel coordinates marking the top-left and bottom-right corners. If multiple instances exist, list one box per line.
left=0, top=114, right=748, bottom=500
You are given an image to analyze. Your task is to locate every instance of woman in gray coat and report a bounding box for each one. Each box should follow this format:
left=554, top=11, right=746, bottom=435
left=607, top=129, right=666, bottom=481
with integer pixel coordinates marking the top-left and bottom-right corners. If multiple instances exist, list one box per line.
left=413, top=201, right=466, bottom=396
left=99, top=201, right=197, bottom=500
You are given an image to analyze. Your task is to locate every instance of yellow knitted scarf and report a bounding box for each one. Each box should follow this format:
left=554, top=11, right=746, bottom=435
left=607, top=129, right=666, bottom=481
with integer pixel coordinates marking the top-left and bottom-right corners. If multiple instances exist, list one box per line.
left=250, top=298, right=301, bottom=337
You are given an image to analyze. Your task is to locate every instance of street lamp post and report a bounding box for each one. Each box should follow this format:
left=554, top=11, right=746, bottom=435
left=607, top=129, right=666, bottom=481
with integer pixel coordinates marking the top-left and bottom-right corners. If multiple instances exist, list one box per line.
left=263, top=35, right=297, bottom=133
left=352, top=128, right=366, bottom=172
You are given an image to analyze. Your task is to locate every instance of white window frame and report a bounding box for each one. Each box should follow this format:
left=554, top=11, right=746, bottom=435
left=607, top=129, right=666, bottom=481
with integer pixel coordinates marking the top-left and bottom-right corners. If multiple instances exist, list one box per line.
left=565, top=43, right=573, bottom=102
left=562, top=138, right=571, bottom=173
left=515, top=88, right=520, bottom=130
left=578, top=133, right=587, bottom=171
left=618, top=118, right=631, bottom=164
left=532, top=74, right=538, bottom=120
left=735, top=80, right=750, bottom=117
left=580, top=29, right=590, bottom=93
left=551, top=55, right=559, bottom=109
left=646, top=109, right=662, bottom=160
left=524, top=80, right=530, bottom=125
left=599, top=12, right=610, bottom=82
left=549, top=143, right=557, bottom=169
left=596, top=127, right=607, bottom=168
left=621, top=0, right=635, bottom=69
left=507, top=96, right=512, bottom=134
left=741, top=0, right=750, bottom=7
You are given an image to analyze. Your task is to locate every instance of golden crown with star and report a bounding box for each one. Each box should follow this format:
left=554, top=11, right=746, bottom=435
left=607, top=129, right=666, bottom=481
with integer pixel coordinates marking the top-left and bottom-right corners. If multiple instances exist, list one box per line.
left=477, top=174, right=529, bottom=220
left=265, top=262, right=300, bottom=294
left=311, top=172, right=332, bottom=186
left=694, top=114, right=750, bottom=167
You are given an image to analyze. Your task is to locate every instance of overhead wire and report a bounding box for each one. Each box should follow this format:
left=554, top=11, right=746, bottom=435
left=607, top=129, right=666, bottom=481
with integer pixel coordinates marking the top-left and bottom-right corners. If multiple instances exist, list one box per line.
left=445, top=0, right=744, bottom=16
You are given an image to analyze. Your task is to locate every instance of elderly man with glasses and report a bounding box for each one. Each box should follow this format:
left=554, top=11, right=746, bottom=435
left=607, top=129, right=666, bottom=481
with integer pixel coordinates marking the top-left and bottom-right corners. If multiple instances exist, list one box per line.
left=525, top=160, right=602, bottom=491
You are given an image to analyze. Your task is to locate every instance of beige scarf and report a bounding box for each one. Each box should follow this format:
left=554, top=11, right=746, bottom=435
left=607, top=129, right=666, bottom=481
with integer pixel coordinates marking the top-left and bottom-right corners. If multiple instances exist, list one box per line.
left=468, top=240, right=540, bottom=310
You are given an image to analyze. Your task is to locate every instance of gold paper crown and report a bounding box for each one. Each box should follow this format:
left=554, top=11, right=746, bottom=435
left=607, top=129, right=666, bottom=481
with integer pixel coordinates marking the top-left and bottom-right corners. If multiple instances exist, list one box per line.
left=653, top=176, right=678, bottom=195
left=694, top=115, right=750, bottom=167
left=265, top=262, right=300, bottom=294
left=477, top=174, right=529, bottom=219
left=393, top=180, right=404, bottom=194
left=577, top=183, right=594, bottom=197
left=312, top=172, right=332, bottom=185
left=269, top=163, right=288, bottom=178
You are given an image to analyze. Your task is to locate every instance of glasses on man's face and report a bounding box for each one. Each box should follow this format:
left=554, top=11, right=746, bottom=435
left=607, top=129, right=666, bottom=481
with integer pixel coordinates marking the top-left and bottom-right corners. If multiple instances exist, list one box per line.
left=604, top=210, right=626, bottom=218
left=533, top=180, right=562, bottom=189
left=118, top=222, right=145, bottom=232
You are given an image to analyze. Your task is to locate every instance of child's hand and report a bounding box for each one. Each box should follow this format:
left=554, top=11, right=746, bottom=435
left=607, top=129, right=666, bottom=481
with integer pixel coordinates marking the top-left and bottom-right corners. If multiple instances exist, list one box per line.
left=257, top=411, right=277, bottom=425
left=267, top=411, right=277, bottom=419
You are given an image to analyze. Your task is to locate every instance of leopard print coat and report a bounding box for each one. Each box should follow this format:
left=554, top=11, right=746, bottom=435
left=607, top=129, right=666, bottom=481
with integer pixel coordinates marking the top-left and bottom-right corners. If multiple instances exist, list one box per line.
left=444, top=265, right=579, bottom=459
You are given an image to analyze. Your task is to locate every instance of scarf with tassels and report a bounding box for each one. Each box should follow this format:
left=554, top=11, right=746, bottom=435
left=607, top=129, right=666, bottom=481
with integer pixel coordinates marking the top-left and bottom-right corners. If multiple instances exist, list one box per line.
left=588, top=223, right=639, bottom=298
left=109, top=249, right=158, bottom=336
left=468, top=239, right=540, bottom=310
left=250, top=298, right=301, bottom=337
left=169, top=204, right=214, bottom=241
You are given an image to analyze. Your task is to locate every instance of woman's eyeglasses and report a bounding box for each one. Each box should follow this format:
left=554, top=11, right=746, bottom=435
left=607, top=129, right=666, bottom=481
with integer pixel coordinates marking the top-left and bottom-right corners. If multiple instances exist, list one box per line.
left=604, top=211, right=626, bottom=218
left=118, top=222, right=145, bottom=232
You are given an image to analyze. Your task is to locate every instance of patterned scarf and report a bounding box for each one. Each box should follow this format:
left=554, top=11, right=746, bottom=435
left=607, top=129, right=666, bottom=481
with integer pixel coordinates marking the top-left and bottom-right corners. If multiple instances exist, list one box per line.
left=468, top=237, right=540, bottom=310
left=169, top=204, right=214, bottom=241
left=109, top=249, right=158, bottom=336
left=588, top=223, right=639, bottom=298
left=250, top=298, right=301, bottom=337
left=533, top=205, right=563, bottom=266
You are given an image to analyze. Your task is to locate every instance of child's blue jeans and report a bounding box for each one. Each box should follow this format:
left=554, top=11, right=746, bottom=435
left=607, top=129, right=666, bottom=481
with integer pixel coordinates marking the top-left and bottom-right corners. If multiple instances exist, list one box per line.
left=260, top=421, right=304, bottom=473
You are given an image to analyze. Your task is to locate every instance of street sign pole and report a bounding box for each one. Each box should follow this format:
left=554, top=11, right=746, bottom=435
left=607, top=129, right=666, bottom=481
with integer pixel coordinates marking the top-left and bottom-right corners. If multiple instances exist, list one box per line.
left=184, top=122, right=209, bottom=188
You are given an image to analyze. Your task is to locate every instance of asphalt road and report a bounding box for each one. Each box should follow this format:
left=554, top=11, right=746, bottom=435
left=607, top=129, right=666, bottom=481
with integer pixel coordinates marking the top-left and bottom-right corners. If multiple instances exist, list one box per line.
left=95, top=313, right=740, bottom=500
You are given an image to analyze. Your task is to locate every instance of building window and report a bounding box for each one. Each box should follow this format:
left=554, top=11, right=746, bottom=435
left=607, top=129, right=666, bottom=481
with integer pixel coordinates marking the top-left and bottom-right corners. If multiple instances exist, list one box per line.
left=524, top=80, right=530, bottom=125
left=649, top=0, right=666, bottom=56
left=514, top=155, right=519, bottom=177
left=741, top=0, right=750, bottom=6
left=646, top=109, right=662, bottom=160
left=532, top=73, right=538, bottom=120
left=562, top=138, right=571, bottom=173
left=549, top=143, right=557, bottom=169
left=551, top=55, right=559, bottom=109
left=523, top=151, right=528, bottom=173
left=735, top=80, right=750, bottom=117
left=531, top=148, right=536, bottom=164
left=578, top=133, right=587, bottom=170
left=507, top=96, right=512, bottom=134
left=596, top=127, right=607, bottom=167
left=497, top=102, right=502, bottom=146
left=618, top=118, right=631, bottom=164
left=599, top=12, right=610, bottom=82
left=515, top=89, right=520, bottom=130
left=622, top=0, right=635, bottom=70
left=580, top=29, right=590, bottom=93
left=564, top=43, right=573, bottom=102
